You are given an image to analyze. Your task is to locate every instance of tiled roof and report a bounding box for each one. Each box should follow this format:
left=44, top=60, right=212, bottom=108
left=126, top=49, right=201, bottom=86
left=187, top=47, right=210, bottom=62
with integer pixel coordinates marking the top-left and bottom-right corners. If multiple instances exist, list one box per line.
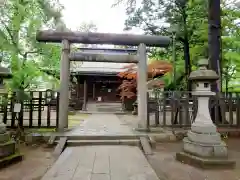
left=70, top=62, right=128, bottom=73
left=70, top=48, right=137, bottom=74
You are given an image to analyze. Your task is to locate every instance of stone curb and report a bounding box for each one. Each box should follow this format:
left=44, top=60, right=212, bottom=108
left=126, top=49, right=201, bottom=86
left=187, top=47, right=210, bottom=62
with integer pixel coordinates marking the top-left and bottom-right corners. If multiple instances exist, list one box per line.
left=23, top=130, right=184, bottom=145
left=77, top=111, right=128, bottom=115
left=0, top=153, right=23, bottom=170
left=149, top=133, right=179, bottom=143
left=148, top=136, right=156, bottom=149
left=63, top=139, right=141, bottom=146
left=58, top=135, right=139, bottom=140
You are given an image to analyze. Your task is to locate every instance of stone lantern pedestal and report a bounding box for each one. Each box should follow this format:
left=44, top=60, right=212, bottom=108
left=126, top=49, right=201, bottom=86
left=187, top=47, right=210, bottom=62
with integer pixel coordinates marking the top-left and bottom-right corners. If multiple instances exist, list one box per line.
left=0, top=66, right=23, bottom=169
left=176, top=59, right=235, bottom=169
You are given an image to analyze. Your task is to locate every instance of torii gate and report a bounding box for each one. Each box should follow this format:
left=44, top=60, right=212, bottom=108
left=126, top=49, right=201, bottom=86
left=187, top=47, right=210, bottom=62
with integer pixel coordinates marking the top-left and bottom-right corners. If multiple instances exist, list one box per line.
left=36, top=31, right=170, bottom=131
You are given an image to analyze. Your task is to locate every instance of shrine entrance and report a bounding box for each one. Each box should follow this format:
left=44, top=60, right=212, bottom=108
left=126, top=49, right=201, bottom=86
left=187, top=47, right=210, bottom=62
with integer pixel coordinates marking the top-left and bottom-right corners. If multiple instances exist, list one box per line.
left=70, top=72, right=122, bottom=103
left=36, top=31, right=170, bottom=131
left=94, top=81, right=120, bottom=102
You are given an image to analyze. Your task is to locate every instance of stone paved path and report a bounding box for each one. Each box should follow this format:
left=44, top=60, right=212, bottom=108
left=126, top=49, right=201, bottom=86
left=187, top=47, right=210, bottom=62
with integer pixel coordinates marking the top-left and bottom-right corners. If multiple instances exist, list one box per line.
left=41, top=146, right=160, bottom=180
left=65, top=114, right=134, bottom=136
left=87, top=102, right=123, bottom=113
left=42, top=114, right=160, bottom=180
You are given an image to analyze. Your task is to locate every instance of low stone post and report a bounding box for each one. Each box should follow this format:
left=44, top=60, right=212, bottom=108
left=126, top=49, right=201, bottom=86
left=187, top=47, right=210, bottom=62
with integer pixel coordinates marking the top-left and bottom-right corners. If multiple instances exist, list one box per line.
left=176, top=59, right=235, bottom=169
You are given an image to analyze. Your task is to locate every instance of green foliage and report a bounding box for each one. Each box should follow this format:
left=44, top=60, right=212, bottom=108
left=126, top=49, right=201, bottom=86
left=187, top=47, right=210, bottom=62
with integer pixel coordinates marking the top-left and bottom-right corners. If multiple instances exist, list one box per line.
left=0, top=0, right=101, bottom=96
left=0, top=0, right=64, bottom=94
left=117, top=0, right=240, bottom=90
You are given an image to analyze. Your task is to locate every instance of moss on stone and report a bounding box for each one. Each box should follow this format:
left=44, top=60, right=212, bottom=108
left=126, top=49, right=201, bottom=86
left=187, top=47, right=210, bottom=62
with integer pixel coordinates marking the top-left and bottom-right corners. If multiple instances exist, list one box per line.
left=0, top=152, right=23, bottom=169
left=0, top=132, right=10, bottom=143
left=0, top=140, right=15, bottom=147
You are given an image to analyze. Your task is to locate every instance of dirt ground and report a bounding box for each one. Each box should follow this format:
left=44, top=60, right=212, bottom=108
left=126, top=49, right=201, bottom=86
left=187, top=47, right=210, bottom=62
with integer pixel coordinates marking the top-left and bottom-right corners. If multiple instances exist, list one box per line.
left=0, top=144, right=55, bottom=180
left=1, top=138, right=240, bottom=180
left=148, top=139, right=240, bottom=180
left=0, top=114, right=88, bottom=180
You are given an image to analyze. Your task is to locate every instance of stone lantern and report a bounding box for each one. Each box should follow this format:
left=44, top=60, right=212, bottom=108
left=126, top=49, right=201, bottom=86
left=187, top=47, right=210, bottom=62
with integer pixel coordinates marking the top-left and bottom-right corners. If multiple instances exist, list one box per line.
left=0, top=66, right=22, bottom=169
left=176, top=59, right=235, bottom=169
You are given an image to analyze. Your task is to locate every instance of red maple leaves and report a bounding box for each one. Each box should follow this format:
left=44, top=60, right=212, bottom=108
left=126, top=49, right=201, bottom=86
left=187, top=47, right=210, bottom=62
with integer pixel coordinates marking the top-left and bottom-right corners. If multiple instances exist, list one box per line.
left=117, top=60, right=172, bottom=100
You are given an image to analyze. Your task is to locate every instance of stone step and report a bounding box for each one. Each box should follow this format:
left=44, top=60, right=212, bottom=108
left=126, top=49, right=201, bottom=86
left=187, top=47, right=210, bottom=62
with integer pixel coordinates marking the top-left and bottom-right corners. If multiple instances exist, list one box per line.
left=79, top=111, right=126, bottom=114
left=0, top=132, right=10, bottom=143
left=55, top=134, right=141, bottom=141
left=0, top=141, right=16, bottom=158
left=55, top=139, right=141, bottom=146
left=0, top=152, right=23, bottom=169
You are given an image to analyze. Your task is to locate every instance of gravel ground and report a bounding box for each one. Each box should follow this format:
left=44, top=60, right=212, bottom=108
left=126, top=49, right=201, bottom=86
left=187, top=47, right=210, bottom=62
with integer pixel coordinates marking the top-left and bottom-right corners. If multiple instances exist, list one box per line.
left=0, top=144, right=55, bottom=180
left=148, top=139, right=240, bottom=180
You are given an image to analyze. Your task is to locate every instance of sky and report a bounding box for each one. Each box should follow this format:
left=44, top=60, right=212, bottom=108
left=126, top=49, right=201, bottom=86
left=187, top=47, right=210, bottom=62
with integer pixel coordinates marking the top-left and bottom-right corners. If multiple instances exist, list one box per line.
left=60, top=0, right=142, bottom=70
left=60, top=0, right=142, bottom=34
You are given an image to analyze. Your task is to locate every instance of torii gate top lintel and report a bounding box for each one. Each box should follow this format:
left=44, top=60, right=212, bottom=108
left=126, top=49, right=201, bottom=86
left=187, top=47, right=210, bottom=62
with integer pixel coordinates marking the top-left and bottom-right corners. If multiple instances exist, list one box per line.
left=36, top=30, right=171, bottom=47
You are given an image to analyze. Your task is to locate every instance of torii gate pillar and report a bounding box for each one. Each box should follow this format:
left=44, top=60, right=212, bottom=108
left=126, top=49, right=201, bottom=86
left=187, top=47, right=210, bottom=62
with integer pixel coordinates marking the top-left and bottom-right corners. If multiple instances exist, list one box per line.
left=59, top=39, right=70, bottom=131
left=137, top=43, right=148, bottom=130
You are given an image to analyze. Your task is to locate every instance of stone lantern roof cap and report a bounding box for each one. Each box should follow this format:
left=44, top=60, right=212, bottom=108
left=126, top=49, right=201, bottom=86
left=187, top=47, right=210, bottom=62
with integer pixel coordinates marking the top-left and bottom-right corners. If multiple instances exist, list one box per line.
left=189, top=58, right=219, bottom=81
left=0, top=66, right=12, bottom=79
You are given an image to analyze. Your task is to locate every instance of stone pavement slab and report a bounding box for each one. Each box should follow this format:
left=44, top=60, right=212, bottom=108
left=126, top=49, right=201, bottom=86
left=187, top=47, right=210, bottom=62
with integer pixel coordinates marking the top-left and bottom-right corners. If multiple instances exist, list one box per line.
left=41, top=145, right=160, bottom=180
left=65, top=114, right=134, bottom=136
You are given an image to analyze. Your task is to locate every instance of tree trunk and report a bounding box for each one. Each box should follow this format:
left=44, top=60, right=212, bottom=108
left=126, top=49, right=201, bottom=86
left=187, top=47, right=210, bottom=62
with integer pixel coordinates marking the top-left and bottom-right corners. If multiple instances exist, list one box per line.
left=208, top=0, right=222, bottom=124
left=208, top=0, right=221, bottom=91
left=182, top=5, right=191, bottom=92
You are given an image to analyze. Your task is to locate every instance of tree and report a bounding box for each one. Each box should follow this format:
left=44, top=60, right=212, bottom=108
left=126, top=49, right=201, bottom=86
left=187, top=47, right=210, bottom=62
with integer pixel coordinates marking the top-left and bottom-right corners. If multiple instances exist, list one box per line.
left=76, top=21, right=98, bottom=49
left=0, top=0, right=64, bottom=93
left=114, top=0, right=240, bottom=91
left=77, top=21, right=98, bottom=32
left=220, top=1, right=240, bottom=92
left=39, top=21, right=100, bottom=83
left=117, top=60, right=172, bottom=100
left=116, top=0, right=193, bottom=90
left=70, top=22, right=99, bottom=75
left=208, top=0, right=221, bottom=91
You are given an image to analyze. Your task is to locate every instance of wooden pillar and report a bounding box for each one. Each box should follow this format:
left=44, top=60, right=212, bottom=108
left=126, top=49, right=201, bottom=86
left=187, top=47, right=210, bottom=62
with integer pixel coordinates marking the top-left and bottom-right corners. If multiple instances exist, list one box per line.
left=93, top=83, right=96, bottom=100
left=77, top=83, right=80, bottom=98
left=137, top=43, right=148, bottom=130
left=77, top=77, right=81, bottom=99
left=59, top=39, right=70, bottom=131
left=83, top=79, right=87, bottom=111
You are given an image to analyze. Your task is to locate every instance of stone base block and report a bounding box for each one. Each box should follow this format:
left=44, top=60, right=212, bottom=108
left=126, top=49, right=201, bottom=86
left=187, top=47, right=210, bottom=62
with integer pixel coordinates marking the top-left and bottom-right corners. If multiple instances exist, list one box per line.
left=25, top=133, right=44, bottom=145
left=187, top=130, right=221, bottom=144
left=0, top=153, right=23, bottom=169
left=183, top=137, right=228, bottom=158
left=191, top=122, right=217, bottom=134
left=0, top=132, right=10, bottom=143
left=176, top=152, right=236, bottom=169
left=0, top=141, right=16, bottom=158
